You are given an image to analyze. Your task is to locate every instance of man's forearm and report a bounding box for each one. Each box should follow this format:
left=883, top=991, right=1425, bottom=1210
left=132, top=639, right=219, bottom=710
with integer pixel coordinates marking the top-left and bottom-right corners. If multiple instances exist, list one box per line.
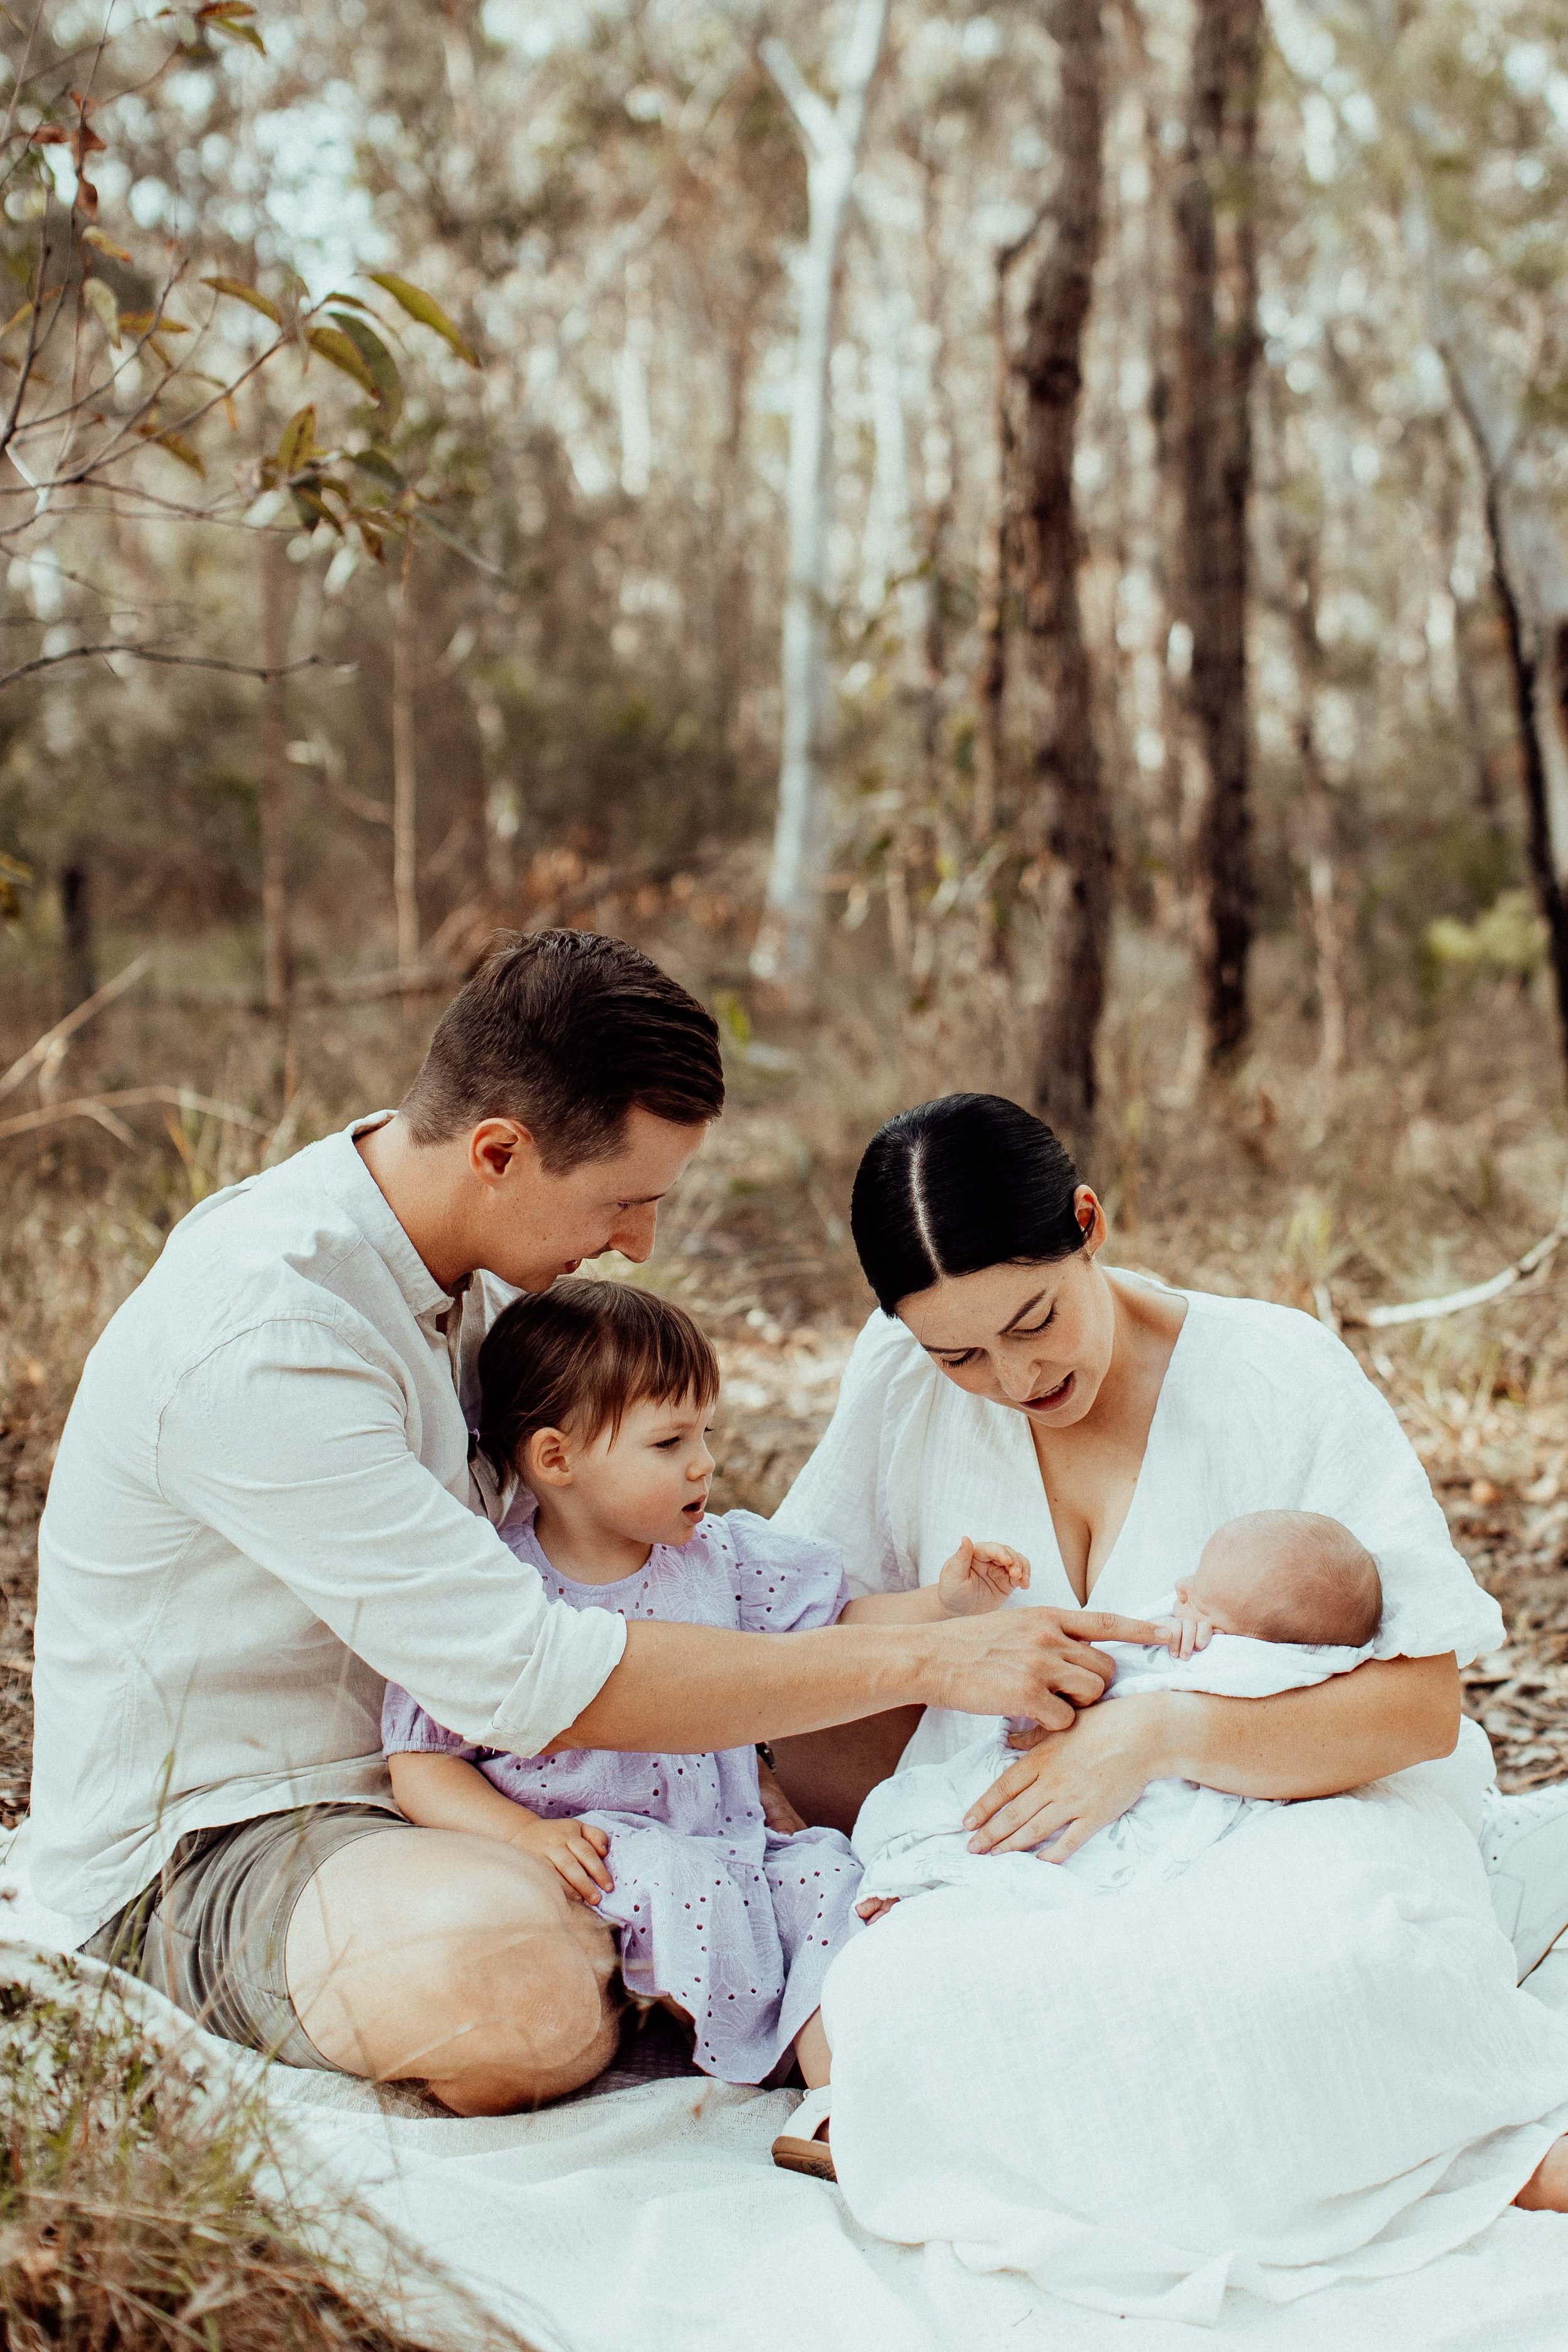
left=548, top=1619, right=944, bottom=1754
left=1153, top=1653, right=1461, bottom=1801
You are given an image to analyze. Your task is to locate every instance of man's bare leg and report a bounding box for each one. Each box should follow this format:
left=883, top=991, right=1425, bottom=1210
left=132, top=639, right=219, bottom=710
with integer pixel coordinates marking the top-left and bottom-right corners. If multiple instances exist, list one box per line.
left=284, top=1826, right=620, bottom=2114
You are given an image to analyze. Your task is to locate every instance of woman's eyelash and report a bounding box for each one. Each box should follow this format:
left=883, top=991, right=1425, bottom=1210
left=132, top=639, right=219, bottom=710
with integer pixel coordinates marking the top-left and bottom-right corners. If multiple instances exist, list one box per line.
left=1014, top=1312, right=1054, bottom=1337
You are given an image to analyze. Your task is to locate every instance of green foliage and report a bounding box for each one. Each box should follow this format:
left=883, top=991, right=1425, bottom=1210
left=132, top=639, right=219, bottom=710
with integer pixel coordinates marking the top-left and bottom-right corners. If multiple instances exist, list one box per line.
left=1428, top=889, right=1548, bottom=978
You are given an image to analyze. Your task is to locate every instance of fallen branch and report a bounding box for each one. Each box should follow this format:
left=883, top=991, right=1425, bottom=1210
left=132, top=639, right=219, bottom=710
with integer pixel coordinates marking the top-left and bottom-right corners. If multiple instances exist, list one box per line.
left=0, top=954, right=151, bottom=1104
left=0, top=646, right=334, bottom=692
left=0, top=1086, right=272, bottom=1144
left=1337, top=1213, right=1568, bottom=1331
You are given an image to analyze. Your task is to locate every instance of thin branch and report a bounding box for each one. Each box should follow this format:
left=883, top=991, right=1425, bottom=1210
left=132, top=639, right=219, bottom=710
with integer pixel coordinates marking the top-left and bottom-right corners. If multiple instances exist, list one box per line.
left=0, top=1085, right=272, bottom=1143
left=0, top=644, right=333, bottom=691
left=1337, top=1209, right=1568, bottom=1332
left=759, top=37, right=840, bottom=161
left=0, top=952, right=149, bottom=1103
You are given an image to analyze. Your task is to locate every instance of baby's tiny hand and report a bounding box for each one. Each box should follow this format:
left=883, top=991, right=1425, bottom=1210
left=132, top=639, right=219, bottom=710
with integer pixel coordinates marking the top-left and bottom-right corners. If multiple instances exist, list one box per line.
left=1159, top=1607, right=1212, bottom=1662
left=937, top=1537, right=1032, bottom=1618
left=512, top=1813, right=614, bottom=1906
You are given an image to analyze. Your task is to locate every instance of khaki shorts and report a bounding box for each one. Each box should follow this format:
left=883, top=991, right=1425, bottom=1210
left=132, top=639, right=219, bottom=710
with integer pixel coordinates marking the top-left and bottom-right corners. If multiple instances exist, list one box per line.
left=83, top=1804, right=408, bottom=2069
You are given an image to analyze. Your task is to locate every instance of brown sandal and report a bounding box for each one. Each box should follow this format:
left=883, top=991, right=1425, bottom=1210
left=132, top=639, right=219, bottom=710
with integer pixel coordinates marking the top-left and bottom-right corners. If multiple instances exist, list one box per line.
left=771, top=2087, right=835, bottom=2181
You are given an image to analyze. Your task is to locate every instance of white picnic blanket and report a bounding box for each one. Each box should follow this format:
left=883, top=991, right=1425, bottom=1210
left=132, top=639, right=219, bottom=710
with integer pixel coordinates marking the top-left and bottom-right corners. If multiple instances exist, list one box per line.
left=6, top=1824, right=1568, bottom=2350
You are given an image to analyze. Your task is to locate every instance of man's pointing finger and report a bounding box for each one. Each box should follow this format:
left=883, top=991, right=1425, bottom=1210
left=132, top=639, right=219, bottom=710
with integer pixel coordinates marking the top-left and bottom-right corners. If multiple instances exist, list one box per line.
left=1057, top=1613, right=1166, bottom=1646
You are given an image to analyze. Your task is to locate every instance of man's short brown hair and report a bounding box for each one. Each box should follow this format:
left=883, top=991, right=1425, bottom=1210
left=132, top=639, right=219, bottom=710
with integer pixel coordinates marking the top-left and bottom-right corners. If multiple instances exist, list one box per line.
left=401, top=929, right=724, bottom=1169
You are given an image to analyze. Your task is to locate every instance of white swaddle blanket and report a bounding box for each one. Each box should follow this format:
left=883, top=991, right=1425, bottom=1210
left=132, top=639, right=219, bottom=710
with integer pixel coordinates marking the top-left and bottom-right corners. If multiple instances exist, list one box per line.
left=852, top=1596, right=1375, bottom=1905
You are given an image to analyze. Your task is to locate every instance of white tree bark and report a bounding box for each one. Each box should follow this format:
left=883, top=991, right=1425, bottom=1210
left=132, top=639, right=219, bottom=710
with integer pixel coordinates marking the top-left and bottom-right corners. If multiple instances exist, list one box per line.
left=750, top=0, right=891, bottom=997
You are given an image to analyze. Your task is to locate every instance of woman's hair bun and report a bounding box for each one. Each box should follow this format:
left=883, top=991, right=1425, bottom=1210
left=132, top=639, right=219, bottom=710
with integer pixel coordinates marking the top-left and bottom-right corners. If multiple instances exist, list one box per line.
left=849, top=1093, right=1088, bottom=1315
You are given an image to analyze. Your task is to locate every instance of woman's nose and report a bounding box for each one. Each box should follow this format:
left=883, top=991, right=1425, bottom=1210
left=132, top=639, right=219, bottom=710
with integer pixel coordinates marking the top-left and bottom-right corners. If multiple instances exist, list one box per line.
left=997, top=1354, right=1043, bottom=1402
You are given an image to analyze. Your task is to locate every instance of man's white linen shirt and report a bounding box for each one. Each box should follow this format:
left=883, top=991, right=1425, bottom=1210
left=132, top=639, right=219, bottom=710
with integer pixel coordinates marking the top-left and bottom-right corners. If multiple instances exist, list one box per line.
left=29, top=1114, right=627, bottom=1944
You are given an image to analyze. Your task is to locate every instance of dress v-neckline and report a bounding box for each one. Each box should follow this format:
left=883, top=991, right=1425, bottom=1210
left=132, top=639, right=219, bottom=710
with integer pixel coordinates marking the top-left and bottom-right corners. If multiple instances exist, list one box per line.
left=1001, top=1280, right=1195, bottom=1609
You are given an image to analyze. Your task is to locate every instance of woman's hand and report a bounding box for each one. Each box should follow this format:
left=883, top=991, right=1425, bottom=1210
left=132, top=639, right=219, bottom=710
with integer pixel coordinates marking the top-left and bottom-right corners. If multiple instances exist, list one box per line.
left=510, top=1812, right=615, bottom=1906
left=936, top=1538, right=1031, bottom=1618
left=964, top=1695, right=1173, bottom=1860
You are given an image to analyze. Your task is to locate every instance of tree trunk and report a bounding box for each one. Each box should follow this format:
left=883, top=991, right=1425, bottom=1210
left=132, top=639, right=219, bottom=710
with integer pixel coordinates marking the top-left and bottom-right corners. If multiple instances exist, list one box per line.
left=58, top=849, right=95, bottom=1013
left=972, top=258, right=1014, bottom=852
left=1286, top=549, right=1347, bottom=1079
left=1424, top=257, right=1568, bottom=1091
left=258, top=532, right=292, bottom=1017
left=1020, top=0, right=1111, bottom=1159
left=1481, top=482, right=1568, bottom=1079
left=1173, top=0, right=1262, bottom=1069
left=751, top=0, right=889, bottom=1000
left=391, top=532, right=420, bottom=981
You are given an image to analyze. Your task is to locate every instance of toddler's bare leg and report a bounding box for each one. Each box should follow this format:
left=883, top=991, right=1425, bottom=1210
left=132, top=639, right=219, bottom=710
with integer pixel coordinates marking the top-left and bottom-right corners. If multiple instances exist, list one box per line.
left=793, top=2007, right=831, bottom=2094
left=1515, top=2135, right=1568, bottom=2210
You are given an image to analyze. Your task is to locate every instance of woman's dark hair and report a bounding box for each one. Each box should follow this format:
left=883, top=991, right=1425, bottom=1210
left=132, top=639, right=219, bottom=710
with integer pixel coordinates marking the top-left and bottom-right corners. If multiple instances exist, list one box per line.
left=402, top=929, right=724, bottom=1170
left=477, top=1277, right=719, bottom=1475
left=849, top=1094, right=1088, bottom=1315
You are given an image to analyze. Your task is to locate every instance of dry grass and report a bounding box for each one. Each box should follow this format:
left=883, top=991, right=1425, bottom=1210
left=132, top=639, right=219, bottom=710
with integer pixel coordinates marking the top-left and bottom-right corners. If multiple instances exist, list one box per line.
left=0, top=1949, right=525, bottom=2352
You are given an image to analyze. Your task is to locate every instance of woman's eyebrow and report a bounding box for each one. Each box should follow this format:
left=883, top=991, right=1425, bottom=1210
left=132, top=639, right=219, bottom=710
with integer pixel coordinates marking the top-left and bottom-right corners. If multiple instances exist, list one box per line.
left=997, top=1289, right=1049, bottom=1336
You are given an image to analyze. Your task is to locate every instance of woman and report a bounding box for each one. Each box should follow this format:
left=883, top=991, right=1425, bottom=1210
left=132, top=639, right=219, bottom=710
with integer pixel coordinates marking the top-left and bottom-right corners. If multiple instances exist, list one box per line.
left=773, top=1094, right=1568, bottom=2320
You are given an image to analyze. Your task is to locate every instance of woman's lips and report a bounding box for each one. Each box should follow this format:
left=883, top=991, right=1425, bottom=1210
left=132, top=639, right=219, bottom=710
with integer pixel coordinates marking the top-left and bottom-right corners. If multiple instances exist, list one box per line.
left=1023, top=1371, right=1074, bottom=1413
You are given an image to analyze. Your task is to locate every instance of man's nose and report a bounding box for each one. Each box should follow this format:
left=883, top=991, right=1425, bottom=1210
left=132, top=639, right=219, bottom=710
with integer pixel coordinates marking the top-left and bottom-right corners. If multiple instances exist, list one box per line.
left=610, top=1204, right=658, bottom=1262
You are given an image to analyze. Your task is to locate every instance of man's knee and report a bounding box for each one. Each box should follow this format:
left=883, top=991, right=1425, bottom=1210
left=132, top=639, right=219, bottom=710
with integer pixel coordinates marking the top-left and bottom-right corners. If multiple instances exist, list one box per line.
left=287, top=1828, right=619, bottom=2104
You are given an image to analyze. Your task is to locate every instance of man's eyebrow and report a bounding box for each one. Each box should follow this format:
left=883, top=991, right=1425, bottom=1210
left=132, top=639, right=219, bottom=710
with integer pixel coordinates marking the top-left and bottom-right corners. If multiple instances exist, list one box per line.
left=997, top=1288, right=1049, bottom=1337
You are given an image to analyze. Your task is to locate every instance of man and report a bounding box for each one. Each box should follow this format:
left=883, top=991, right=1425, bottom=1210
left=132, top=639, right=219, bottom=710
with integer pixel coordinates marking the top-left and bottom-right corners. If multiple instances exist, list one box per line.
left=29, top=930, right=1163, bottom=2113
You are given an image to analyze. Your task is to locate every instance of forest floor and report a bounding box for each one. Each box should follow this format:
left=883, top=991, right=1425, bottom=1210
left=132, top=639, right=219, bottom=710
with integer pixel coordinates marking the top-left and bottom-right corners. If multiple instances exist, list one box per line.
left=4, top=924, right=1568, bottom=1814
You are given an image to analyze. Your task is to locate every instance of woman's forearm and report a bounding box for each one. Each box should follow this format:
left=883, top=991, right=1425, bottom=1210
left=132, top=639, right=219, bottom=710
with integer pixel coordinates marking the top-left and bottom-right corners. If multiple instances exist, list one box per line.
left=1154, top=1654, right=1461, bottom=1800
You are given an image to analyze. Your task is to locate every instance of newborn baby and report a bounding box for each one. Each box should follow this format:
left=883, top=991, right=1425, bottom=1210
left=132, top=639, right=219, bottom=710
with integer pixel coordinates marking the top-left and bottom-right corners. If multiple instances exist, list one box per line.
left=852, top=1510, right=1384, bottom=1909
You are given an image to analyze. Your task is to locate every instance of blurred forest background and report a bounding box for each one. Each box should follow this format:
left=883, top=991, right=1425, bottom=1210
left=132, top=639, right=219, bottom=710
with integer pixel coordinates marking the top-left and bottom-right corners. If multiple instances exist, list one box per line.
left=6, top=0, right=1568, bottom=1823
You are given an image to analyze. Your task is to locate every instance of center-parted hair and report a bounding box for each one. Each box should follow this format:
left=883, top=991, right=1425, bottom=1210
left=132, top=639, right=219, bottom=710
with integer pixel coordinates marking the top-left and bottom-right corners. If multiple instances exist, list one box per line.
left=850, top=1094, right=1089, bottom=1315
left=477, top=1277, right=719, bottom=1476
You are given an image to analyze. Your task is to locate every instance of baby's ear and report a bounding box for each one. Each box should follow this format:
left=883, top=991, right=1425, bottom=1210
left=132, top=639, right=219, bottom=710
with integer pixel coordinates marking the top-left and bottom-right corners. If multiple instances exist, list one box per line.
left=526, top=1425, right=575, bottom=1488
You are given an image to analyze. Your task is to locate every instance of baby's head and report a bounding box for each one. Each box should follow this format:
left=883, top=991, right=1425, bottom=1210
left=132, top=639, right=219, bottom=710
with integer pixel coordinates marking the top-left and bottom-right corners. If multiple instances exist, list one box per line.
left=478, top=1278, right=719, bottom=1549
left=1177, top=1510, right=1382, bottom=1648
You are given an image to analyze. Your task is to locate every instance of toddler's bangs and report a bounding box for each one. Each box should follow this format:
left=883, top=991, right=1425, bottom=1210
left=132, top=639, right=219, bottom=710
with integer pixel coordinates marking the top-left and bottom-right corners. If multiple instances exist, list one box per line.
left=477, top=1278, right=719, bottom=1471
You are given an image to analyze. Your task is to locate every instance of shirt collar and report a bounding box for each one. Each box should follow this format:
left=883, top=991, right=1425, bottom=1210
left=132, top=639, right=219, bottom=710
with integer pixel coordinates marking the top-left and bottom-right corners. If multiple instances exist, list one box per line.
left=325, top=1111, right=458, bottom=1322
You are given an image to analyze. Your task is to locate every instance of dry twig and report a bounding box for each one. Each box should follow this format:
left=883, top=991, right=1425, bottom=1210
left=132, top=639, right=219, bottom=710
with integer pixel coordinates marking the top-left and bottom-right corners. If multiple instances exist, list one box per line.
left=0, top=1086, right=271, bottom=1144
left=0, top=954, right=151, bottom=1103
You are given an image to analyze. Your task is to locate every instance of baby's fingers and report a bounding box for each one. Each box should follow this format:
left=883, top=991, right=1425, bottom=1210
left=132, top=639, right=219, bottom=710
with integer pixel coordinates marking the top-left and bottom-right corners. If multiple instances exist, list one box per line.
left=571, top=1832, right=614, bottom=1890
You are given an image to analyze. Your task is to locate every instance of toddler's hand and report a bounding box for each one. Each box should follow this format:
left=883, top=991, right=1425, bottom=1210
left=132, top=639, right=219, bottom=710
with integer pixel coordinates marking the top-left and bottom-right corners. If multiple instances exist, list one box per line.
left=511, top=1813, right=614, bottom=1906
left=756, top=1757, right=807, bottom=1836
left=937, top=1538, right=1031, bottom=1618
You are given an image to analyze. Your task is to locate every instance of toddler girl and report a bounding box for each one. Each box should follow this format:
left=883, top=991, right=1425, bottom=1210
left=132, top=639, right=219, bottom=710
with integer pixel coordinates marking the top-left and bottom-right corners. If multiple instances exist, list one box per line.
left=382, top=1277, right=1029, bottom=2094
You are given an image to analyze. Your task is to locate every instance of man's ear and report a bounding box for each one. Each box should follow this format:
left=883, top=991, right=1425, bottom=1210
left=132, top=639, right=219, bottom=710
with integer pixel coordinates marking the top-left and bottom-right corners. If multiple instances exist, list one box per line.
left=469, top=1118, right=536, bottom=1187
left=525, top=1425, right=575, bottom=1489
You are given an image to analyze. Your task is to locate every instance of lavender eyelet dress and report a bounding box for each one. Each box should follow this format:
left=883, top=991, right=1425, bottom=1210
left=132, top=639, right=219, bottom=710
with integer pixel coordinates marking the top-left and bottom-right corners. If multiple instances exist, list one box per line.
left=381, top=1507, right=865, bottom=2085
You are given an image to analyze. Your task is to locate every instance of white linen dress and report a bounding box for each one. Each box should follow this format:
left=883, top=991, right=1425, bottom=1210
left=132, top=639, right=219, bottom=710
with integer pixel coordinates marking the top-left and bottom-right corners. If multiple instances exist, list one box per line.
left=773, top=1281, right=1568, bottom=2322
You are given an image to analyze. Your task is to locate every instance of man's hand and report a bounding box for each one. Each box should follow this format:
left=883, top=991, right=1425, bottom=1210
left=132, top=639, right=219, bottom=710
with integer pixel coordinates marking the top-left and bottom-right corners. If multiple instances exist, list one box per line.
left=964, top=1695, right=1171, bottom=1858
left=924, top=1605, right=1166, bottom=1729
left=509, top=1813, right=615, bottom=1906
left=936, top=1538, right=1031, bottom=1618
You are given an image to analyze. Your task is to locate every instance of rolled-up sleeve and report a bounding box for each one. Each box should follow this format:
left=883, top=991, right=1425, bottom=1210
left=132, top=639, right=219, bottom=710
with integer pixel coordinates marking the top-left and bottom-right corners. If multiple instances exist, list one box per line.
left=156, top=1315, right=625, bottom=1757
